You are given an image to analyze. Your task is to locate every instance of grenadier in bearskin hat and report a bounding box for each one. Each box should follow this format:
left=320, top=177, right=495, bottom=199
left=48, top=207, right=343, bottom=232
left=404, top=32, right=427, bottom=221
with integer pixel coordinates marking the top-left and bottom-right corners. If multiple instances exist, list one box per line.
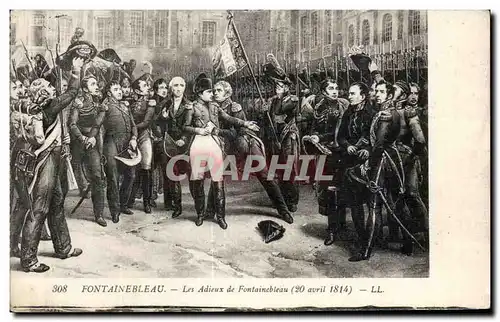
left=211, top=80, right=293, bottom=224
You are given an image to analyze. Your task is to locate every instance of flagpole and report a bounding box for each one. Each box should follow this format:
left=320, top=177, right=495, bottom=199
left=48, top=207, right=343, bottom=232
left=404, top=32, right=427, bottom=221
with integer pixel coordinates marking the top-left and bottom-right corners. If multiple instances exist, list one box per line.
left=226, top=10, right=279, bottom=144
left=227, top=13, right=264, bottom=101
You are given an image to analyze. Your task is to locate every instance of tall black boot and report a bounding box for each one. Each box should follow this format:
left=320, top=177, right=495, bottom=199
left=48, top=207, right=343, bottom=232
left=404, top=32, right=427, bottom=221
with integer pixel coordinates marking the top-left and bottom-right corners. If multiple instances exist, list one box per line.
left=349, top=201, right=380, bottom=262
left=205, top=183, right=215, bottom=220
left=212, top=181, right=227, bottom=230
left=171, top=181, right=183, bottom=218
left=324, top=213, right=337, bottom=246
left=351, top=205, right=367, bottom=248
left=258, top=177, right=293, bottom=224
left=163, top=175, right=176, bottom=211
left=142, top=169, right=152, bottom=214
left=338, top=208, right=347, bottom=231
left=127, top=169, right=140, bottom=208
left=189, top=180, right=205, bottom=225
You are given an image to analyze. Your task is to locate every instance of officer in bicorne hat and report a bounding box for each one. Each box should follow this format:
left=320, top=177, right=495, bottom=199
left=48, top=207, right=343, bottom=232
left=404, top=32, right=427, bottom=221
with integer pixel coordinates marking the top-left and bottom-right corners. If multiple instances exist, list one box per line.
left=182, top=73, right=258, bottom=229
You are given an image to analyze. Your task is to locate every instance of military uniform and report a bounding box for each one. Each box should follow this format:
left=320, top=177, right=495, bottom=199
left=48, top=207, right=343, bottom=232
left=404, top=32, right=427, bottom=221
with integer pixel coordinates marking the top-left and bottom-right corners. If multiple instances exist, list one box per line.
left=183, top=97, right=247, bottom=229
left=155, top=96, right=193, bottom=217
left=98, top=97, right=138, bottom=223
left=309, top=95, right=349, bottom=244
left=266, top=92, right=301, bottom=212
left=68, top=92, right=107, bottom=226
left=349, top=100, right=408, bottom=262
left=150, top=93, right=170, bottom=207
left=392, top=104, right=428, bottom=238
left=208, top=97, right=293, bottom=224
left=127, top=94, right=155, bottom=213
left=337, top=100, right=377, bottom=249
left=13, top=70, right=81, bottom=271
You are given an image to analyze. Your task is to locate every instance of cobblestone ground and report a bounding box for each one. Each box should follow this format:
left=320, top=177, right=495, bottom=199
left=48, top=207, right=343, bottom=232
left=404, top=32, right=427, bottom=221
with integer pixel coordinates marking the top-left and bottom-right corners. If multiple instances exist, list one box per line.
left=10, top=177, right=429, bottom=278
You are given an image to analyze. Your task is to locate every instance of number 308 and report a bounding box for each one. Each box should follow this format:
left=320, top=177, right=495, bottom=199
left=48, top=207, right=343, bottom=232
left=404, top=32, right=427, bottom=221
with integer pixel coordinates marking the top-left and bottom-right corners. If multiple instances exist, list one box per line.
left=52, top=285, right=67, bottom=293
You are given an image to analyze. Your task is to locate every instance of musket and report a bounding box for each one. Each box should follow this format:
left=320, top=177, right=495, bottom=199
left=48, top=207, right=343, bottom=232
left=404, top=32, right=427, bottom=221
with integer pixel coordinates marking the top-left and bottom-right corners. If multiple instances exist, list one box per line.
left=20, top=40, right=35, bottom=77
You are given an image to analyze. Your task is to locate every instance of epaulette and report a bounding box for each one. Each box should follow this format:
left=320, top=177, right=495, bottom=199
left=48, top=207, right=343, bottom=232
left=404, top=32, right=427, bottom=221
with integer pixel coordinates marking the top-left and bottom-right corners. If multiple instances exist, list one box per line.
left=379, top=110, right=393, bottom=121
left=231, top=102, right=242, bottom=113
left=148, top=99, right=156, bottom=107
left=404, top=107, right=418, bottom=119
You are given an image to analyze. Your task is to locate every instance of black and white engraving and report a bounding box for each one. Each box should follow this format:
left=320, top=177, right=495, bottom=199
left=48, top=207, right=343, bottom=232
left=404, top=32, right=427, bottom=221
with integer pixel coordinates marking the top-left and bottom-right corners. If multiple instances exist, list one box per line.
left=10, top=10, right=429, bottom=278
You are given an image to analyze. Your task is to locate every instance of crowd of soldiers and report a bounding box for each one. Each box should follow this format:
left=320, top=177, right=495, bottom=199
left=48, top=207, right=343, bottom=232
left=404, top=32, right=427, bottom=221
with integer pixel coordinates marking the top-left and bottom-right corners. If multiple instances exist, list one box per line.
left=10, top=37, right=428, bottom=273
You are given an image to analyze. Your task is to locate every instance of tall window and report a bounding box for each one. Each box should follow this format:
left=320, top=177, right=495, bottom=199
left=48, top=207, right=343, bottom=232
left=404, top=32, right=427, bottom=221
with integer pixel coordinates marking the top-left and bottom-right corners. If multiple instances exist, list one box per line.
left=324, top=10, right=332, bottom=44
left=382, top=13, right=393, bottom=42
left=30, top=13, right=46, bottom=47
left=311, top=12, right=319, bottom=47
left=129, top=11, right=144, bottom=46
left=155, top=11, right=169, bottom=47
left=300, top=16, right=307, bottom=49
left=397, top=11, right=403, bottom=39
left=59, top=17, right=73, bottom=49
left=277, top=32, right=284, bottom=52
left=201, top=21, right=216, bottom=48
left=362, top=19, right=370, bottom=46
left=348, top=24, right=354, bottom=47
left=96, top=17, right=112, bottom=49
left=409, top=10, right=421, bottom=35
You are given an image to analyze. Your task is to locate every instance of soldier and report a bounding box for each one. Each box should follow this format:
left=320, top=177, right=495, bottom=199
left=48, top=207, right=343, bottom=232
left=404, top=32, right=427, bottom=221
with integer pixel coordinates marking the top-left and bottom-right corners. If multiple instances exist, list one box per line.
left=337, top=82, right=377, bottom=255
left=303, top=79, right=349, bottom=245
left=120, top=77, right=133, bottom=104
left=99, top=80, right=138, bottom=223
left=182, top=74, right=258, bottom=229
left=68, top=74, right=107, bottom=227
left=11, top=57, right=84, bottom=272
left=150, top=78, right=170, bottom=208
left=263, top=73, right=301, bottom=213
left=155, top=76, right=192, bottom=217
left=349, top=80, right=409, bottom=262
left=211, top=80, right=293, bottom=224
left=127, top=74, right=156, bottom=214
left=394, top=81, right=429, bottom=246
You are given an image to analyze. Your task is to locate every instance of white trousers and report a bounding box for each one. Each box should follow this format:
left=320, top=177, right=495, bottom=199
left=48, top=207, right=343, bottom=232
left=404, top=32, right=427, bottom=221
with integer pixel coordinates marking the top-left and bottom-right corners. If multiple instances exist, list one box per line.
left=189, top=134, right=224, bottom=181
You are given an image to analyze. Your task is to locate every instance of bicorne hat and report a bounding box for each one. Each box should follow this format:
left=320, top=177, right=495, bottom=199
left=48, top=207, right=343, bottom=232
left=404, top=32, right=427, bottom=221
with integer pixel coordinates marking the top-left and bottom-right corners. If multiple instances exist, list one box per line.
left=193, top=73, right=213, bottom=94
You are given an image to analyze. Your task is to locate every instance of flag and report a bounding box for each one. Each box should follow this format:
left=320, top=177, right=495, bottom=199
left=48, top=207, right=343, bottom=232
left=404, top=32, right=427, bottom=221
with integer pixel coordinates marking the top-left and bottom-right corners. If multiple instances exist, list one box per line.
left=212, top=20, right=247, bottom=79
